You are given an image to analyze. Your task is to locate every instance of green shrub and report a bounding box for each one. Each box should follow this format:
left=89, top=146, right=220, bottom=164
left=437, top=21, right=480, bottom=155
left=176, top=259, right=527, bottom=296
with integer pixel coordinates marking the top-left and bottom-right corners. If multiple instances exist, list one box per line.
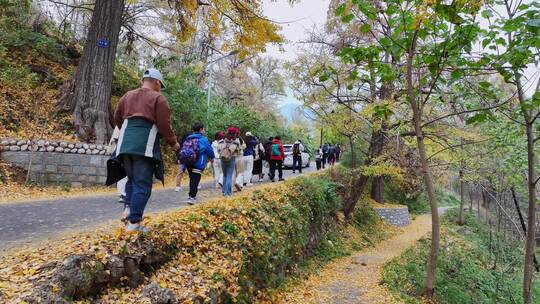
left=382, top=209, right=540, bottom=303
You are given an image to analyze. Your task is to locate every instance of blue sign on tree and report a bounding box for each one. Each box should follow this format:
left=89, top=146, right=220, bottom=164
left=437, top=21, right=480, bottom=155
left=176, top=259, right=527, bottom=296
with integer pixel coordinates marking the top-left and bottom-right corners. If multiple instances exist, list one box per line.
left=97, top=39, right=110, bottom=48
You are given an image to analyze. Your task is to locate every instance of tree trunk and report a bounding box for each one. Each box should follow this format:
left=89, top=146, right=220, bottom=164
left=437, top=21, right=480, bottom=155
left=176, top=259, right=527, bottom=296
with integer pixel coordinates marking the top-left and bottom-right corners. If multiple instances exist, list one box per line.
left=406, top=31, right=440, bottom=298
left=458, top=169, right=465, bottom=225
left=369, top=126, right=386, bottom=203
left=515, top=74, right=538, bottom=304
left=342, top=129, right=379, bottom=217
left=58, top=0, right=124, bottom=144
left=348, top=135, right=356, bottom=169
left=370, top=176, right=384, bottom=203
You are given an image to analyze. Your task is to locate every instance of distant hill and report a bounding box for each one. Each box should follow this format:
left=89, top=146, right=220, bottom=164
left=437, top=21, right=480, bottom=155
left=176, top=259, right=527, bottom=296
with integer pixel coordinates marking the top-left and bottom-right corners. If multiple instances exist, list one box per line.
left=279, top=102, right=302, bottom=122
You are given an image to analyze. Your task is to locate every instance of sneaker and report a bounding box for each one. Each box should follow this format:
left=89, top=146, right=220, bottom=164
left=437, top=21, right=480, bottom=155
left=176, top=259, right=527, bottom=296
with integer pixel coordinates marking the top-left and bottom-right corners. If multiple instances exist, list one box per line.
left=245, top=183, right=253, bottom=187
left=121, top=205, right=130, bottom=223
left=126, top=222, right=150, bottom=233
left=279, top=178, right=285, bottom=181
left=118, top=195, right=127, bottom=204
left=174, top=186, right=181, bottom=192
left=186, top=197, right=197, bottom=205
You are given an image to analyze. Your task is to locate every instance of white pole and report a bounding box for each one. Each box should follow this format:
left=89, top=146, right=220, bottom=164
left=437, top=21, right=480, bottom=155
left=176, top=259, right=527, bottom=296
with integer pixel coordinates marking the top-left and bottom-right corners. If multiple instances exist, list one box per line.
left=206, top=64, right=213, bottom=125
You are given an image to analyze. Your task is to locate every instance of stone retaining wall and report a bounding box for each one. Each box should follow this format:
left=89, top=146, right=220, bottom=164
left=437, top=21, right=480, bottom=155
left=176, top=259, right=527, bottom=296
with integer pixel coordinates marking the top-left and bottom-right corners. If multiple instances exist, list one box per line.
left=0, top=138, right=111, bottom=187
left=374, top=206, right=410, bottom=227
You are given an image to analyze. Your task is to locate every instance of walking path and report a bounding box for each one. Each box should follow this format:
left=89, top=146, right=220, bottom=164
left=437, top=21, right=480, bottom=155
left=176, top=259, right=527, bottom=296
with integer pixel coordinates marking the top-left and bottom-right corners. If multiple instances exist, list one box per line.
left=0, top=166, right=315, bottom=252
left=272, top=213, right=439, bottom=304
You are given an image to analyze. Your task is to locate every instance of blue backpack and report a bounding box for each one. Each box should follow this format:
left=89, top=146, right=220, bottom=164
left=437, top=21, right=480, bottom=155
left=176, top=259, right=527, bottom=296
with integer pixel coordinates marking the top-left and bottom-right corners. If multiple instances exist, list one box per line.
left=179, top=137, right=200, bottom=164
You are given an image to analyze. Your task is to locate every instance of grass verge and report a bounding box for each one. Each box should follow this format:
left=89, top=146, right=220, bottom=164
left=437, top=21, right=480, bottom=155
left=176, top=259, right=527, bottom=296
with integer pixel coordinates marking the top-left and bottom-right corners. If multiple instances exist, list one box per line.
left=382, top=209, right=540, bottom=304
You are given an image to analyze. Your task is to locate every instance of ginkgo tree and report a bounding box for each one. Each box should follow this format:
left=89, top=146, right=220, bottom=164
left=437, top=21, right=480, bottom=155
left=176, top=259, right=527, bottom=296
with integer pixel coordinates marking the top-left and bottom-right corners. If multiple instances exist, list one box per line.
left=56, top=0, right=288, bottom=143
left=332, top=0, right=486, bottom=298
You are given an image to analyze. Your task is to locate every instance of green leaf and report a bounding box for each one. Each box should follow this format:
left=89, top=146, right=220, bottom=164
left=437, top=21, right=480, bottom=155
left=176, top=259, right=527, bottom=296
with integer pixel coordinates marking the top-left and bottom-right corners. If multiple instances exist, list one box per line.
left=481, top=10, right=493, bottom=18
left=360, top=23, right=371, bottom=33
left=319, top=74, right=329, bottom=82
left=335, top=4, right=347, bottom=16
left=451, top=69, right=464, bottom=80
left=478, top=81, right=491, bottom=89
left=341, top=14, right=354, bottom=23
left=466, top=113, right=487, bottom=125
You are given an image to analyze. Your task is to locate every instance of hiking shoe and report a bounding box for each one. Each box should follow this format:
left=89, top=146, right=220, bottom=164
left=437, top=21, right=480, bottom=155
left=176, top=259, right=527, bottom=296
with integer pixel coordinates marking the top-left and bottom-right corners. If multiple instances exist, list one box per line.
left=234, top=184, right=242, bottom=192
left=118, top=195, right=127, bottom=204
left=126, top=222, right=150, bottom=233
left=174, top=186, right=181, bottom=192
left=186, top=197, right=197, bottom=205
left=279, top=178, right=285, bottom=181
left=271, top=179, right=275, bottom=183
left=121, top=206, right=130, bottom=223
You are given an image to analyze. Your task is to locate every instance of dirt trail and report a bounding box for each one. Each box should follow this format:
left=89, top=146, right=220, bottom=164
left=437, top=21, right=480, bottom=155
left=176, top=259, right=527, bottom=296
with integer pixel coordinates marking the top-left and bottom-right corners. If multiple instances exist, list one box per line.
left=272, top=214, right=433, bottom=304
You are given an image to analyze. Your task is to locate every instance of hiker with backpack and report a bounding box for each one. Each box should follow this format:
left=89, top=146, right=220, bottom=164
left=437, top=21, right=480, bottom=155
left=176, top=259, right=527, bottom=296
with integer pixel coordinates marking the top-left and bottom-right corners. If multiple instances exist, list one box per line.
left=179, top=123, right=215, bottom=205
left=218, top=127, right=242, bottom=196
left=234, top=130, right=247, bottom=191
left=211, top=131, right=225, bottom=189
left=263, top=137, right=274, bottom=181
left=322, top=143, right=329, bottom=168
left=327, top=144, right=336, bottom=166
left=242, top=132, right=259, bottom=186
left=252, top=136, right=265, bottom=182
left=315, top=146, right=323, bottom=171
left=269, top=136, right=285, bottom=182
left=174, top=132, right=190, bottom=193
left=292, top=139, right=305, bottom=174
left=112, top=68, right=179, bottom=232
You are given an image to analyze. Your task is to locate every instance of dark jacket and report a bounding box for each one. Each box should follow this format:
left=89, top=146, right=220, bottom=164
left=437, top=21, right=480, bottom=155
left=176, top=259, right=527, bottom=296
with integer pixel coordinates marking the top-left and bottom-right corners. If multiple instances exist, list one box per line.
left=243, top=137, right=259, bottom=156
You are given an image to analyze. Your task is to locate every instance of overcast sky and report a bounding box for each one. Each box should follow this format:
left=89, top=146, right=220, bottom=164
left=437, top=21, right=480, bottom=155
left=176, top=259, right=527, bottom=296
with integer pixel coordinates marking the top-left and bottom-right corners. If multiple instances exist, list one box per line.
left=262, top=0, right=331, bottom=106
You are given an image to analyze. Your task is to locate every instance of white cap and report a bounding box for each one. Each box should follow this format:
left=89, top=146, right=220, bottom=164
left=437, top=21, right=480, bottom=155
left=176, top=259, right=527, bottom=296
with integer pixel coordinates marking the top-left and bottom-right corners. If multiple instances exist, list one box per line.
left=245, top=131, right=253, bottom=136
left=142, top=68, right=165, bottom=88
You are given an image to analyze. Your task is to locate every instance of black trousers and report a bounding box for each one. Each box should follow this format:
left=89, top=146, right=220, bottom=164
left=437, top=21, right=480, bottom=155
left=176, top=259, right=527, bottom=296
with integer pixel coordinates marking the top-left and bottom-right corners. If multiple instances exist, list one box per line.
left=316, top=159, right=322, bottom=170
left=269, top=160, right=283, bottom=180
left=186, top=164, right=202, bottom=198
left=292, top=155, right=302, bottom=173
left=322, top=153, right=327, bottom=168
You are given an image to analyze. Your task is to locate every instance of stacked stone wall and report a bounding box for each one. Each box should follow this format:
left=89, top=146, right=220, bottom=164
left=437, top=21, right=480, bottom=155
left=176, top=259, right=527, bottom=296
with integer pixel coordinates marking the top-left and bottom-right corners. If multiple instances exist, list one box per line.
left=374, top=206, right=411, bottom=227
left=0, top=138, right=111, bottom=187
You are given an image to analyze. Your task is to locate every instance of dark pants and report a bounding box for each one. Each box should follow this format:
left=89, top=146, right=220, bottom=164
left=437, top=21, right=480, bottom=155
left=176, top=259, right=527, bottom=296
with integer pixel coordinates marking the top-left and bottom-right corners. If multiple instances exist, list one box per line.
left=121, top=154, right=155, bottom=224
left=269, top=160, right=283, bottom=180
left=336, top=152, right=340, bottom=162
left=322, top=153, right=327, bottom=168
left=292, top=155, right=302, bottom=173
left=316, top=159, right=322, bottom=170
left=186, top=164, right=202, bottom=198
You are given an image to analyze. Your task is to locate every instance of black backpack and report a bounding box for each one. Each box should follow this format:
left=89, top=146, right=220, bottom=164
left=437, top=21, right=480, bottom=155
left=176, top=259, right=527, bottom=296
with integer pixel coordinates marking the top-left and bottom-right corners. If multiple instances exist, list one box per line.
left=293, top=143, right=301, bottom=155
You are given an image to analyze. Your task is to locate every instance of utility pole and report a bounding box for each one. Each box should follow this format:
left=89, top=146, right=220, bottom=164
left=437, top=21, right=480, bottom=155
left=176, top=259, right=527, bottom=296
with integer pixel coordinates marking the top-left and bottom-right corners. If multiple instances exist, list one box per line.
left=205, top=50, right=239, bottom=125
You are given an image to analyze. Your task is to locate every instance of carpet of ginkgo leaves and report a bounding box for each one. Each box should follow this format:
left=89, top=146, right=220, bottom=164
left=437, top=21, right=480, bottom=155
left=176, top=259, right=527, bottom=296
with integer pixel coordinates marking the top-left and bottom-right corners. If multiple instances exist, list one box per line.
left=0, top=175, right=342, bottom=303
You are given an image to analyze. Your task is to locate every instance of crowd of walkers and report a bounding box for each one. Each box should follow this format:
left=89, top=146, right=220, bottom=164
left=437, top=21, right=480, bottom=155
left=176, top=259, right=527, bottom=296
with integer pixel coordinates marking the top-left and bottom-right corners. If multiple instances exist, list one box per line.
left=314, top=143, right=343, bottom=170
left=107, top=68, right=342, bottom=232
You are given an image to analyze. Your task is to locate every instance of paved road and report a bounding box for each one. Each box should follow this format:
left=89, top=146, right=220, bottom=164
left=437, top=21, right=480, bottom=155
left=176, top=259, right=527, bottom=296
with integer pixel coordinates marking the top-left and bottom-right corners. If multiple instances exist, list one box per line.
left=0, top=165, right=317, bottom=252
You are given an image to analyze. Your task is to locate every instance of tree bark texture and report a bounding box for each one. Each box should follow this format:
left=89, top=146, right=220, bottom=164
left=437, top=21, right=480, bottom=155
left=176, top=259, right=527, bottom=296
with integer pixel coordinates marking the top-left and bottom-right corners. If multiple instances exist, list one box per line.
left=515, top=74, right=538, bottom=304
left=458, top=169, right=465, bottom=225
left=58, top=0, right=125, bottom=144
left=348, top=135, right=357, bottom=169
left=406, top=31, right=440, bottom=298
left=370, top=127, right=386, bottom=203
